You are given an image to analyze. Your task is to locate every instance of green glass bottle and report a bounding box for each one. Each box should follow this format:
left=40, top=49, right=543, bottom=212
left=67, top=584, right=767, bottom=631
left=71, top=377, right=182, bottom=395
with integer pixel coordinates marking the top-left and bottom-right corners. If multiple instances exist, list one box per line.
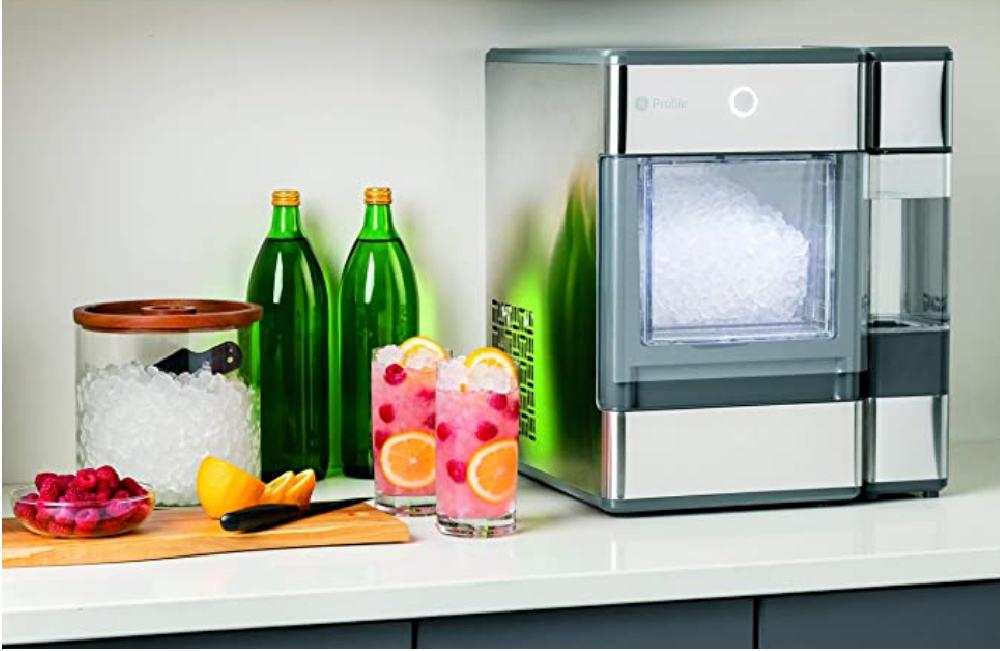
left=339, top=187, right=418, bottom=478
left=247, top=189, right=334, bottom=480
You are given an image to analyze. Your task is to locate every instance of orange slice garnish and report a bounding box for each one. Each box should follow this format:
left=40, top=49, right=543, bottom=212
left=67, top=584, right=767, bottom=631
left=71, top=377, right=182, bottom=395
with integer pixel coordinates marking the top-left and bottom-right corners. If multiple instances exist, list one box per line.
left=379, top=431, right=436, bottom=489
left=464, top=347, right=517, bottom=378
left=399, top=336, right=447, bottom=366
left=467, top=439, right=518, bottom=504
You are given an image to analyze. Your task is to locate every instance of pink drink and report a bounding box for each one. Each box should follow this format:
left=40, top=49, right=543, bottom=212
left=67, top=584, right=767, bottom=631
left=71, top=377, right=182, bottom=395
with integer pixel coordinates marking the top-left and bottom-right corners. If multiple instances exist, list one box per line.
left=371, top=351, right=438, bottom=516
left=435, top=358, right=519, bottom=537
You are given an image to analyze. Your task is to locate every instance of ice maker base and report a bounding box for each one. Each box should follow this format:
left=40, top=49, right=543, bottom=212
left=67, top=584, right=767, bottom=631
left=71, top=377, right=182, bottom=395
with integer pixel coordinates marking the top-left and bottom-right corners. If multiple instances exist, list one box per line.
left=519, top=401, right=864, bottom=514
left=520, top=463, right=860, bottom=514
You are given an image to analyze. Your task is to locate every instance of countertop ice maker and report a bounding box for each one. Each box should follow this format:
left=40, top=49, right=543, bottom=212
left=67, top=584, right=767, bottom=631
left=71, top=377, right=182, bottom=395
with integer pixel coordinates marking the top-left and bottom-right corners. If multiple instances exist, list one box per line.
left=485, top=46, right=952, bottom=513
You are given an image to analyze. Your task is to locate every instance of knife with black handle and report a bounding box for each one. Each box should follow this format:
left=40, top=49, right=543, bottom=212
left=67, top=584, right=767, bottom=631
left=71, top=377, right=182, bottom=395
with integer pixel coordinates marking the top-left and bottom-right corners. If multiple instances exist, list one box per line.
left=219, top=497, right=371, bottom=533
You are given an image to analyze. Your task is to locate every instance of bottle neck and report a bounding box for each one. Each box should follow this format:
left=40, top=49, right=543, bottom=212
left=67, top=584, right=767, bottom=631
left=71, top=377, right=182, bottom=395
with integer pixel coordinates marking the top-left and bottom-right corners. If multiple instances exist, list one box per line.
left=268, top=205, right=303, bottom=239
left=357, top=204, right=399, bottom=240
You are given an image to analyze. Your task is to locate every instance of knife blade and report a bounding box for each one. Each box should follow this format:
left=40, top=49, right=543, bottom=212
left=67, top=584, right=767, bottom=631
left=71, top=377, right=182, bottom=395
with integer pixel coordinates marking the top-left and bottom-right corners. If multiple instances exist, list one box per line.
left=219, top=497, right=371, bottom=533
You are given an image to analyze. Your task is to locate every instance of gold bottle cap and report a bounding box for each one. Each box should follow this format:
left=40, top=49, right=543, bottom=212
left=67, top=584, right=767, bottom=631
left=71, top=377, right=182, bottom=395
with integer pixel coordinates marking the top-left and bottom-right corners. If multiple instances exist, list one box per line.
left=364, top=187, right=392, bottom=205
left=272, top=189, right=300, bottom=207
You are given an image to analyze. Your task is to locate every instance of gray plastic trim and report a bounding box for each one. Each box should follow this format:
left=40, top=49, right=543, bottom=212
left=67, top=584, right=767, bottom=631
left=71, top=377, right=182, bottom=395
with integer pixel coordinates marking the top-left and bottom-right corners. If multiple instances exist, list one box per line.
left=866, top=327, right=949, bottom=397
left=520, top=464, right=859, bottom=514
left=863, top=478, right=947, bottom=497
left=487, top=47, right=865, bottom=66
left=603, top=372, right=861, bottom=411
left=865, top=46, right=953, bottom=62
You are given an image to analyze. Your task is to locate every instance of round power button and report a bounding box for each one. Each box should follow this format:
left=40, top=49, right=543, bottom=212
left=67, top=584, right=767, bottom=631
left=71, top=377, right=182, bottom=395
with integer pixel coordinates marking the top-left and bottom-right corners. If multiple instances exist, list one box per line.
left=729, top=86, right=758, bottom=119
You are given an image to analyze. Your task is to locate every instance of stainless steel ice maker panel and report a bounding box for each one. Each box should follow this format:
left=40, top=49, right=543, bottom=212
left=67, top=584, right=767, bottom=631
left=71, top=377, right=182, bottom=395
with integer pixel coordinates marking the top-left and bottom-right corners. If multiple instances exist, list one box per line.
left=619, top=64, right=863, bottom=154
left=864, top=396, right=948, bottom=491
left=604, top=402, right=862, bottom=500
left=866, top=47, right=953, bottom=152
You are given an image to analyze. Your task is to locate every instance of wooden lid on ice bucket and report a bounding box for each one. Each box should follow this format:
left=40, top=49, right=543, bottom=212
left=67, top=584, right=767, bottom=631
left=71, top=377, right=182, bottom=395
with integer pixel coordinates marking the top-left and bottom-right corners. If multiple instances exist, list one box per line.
left=73, top=299, right=262, bottom=333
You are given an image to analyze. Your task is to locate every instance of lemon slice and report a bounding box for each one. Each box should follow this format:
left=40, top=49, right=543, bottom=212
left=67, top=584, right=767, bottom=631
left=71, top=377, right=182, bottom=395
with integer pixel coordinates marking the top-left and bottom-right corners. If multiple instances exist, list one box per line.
left=379, top=431, right=436, bottom=489
left=285, top=469, right=317, bottom=509
left=464, top=347, right=517, bottom=378
left=467, top=439, right=518, bottom=504
left=260, top=470, right=295, bottom=504
left=399, top=336, right=447, bottom=366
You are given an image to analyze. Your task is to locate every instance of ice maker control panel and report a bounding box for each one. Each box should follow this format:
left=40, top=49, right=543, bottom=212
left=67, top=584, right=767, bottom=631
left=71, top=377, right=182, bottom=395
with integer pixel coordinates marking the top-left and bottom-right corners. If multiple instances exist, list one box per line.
left=621, top=63, right=862, bottom=154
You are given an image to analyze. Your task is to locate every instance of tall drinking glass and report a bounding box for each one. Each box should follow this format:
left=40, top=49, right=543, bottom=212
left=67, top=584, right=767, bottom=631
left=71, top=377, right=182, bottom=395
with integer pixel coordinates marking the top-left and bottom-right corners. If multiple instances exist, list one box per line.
left=371, top=342, right=445, bottom=516
left=435, top=352, right=519, bottom=537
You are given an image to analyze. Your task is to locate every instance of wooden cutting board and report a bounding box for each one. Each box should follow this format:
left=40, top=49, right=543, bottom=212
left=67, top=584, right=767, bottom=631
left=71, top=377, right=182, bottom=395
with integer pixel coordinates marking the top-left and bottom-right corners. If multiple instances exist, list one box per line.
left=2, top=504, right=408, bottom=569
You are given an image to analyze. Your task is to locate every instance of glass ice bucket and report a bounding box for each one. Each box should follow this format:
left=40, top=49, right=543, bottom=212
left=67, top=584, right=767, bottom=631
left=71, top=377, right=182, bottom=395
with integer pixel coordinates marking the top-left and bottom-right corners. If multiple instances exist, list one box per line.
left=73, top=299, right=262, bottom=506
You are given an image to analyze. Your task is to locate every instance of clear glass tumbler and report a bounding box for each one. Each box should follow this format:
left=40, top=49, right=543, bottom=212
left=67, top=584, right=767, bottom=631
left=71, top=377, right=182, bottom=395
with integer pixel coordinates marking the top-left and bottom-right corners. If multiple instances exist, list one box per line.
left=370, top=345, right=440, bottom=516
left=435, top=356, right=519, bottom=537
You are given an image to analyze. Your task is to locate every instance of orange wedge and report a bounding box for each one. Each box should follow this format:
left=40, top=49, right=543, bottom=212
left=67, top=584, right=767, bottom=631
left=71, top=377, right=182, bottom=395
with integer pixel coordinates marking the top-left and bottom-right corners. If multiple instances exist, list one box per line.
left=400, top=336, right=447, bottom=366
left=464, top=347, right=517, bottom=378
left=285, top=469, right=317, bottom=509
left=379, top=431, right=436, bottom=489
left=260, top=470, right=295, bottom=504
left=196, top=456, right=265, bottom=519
left=467, top=440, right=518, bottom=504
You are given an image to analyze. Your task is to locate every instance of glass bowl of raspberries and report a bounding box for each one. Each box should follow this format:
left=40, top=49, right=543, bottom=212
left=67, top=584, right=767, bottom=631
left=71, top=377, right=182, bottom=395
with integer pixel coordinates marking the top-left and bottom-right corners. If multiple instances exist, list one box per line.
left=10, top=466, right=154, bottom=537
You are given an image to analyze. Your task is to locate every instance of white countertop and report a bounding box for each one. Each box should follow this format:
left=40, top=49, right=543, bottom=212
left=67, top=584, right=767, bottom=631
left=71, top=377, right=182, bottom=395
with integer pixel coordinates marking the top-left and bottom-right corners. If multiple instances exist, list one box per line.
left=4, top=441, right=1000, bottom=645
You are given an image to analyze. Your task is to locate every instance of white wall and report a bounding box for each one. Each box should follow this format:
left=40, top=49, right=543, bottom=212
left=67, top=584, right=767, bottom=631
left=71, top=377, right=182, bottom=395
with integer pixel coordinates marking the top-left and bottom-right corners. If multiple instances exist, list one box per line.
left=4, top=0, right=999, bottom=482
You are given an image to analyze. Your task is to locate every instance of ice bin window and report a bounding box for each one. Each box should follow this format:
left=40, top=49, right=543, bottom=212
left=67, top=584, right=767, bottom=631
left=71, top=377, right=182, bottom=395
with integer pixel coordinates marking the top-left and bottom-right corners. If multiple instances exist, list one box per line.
left=639, top=154, right=837, bottom=345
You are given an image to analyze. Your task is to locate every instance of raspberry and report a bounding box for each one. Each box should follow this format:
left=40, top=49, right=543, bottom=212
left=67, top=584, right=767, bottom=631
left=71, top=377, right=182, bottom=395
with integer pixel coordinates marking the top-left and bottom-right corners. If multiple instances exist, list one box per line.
left=475, top=422, right=498, bottom=441
left=423, top=412, right=436, bottom=430
left=507, top=398, right=521, bottom=420
left=378, top=403, right=395, bottom=424
left=416, top=387, right=435, bottom=403
left=107, top=500, right=134, bottom=520
left=95, top=465, right=120, bottom=489
left=129, top=501, right=153, bottom=524
left=98, top=518, right=123, bottom=535
left=13, top=500, right=37, bottom=522
left=96, top=482, right=113, bottom=501
left=34, top=472, right=57, bottom=491
left=121, top=477, right=146, bottom=496
left=384, top=364, right=406, bottom=386
left=39, top=477, right=63, bottom=502
left=62, top=487, right=90, bottom=506
left=113, top=489, right=131, bottom=500
left=54, top=507, right=77, bottom=526
left=446, top=460, right=467, bottom=484
left=74, top=469, right=98, bottom=492
left=48, top=521, right=75, bottom=536
left=487, top=392, right=507, bottom=411
left=436, top=422, right=454, bottom=442
left=34, top=503, right=54, bottom=524
left=74, top=508, right=100, bottom=534
left=374, top=429, right=392, bottom=451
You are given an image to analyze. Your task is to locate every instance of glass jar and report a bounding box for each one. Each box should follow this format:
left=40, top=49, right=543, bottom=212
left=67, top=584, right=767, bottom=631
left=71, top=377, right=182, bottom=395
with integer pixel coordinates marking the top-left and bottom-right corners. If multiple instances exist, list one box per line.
left=73, top=299, right=262, bottom=506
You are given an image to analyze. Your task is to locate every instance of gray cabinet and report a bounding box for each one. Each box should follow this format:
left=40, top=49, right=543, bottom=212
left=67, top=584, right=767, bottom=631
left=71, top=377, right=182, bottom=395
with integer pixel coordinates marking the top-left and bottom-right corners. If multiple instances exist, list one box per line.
left=24, top=620, right=412, bottom=649
left=22, top=581, right=1000, bottom=648
left=759, top=581, right=1000, bottom=649
left=415, top=599, right=753, bottom=648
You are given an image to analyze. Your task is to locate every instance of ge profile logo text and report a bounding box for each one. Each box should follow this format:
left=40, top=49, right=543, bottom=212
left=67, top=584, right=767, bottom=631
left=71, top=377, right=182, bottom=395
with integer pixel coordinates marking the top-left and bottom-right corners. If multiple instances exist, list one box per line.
left=634, top=95, right=688, bottom=111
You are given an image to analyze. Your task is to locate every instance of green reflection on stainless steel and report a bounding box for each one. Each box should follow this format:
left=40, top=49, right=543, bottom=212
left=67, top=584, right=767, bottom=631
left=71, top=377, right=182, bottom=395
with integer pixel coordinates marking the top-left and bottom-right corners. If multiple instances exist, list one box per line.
left=543, top=168, right=602, bottom=489
left=494, top=168, right=602, bottom=493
